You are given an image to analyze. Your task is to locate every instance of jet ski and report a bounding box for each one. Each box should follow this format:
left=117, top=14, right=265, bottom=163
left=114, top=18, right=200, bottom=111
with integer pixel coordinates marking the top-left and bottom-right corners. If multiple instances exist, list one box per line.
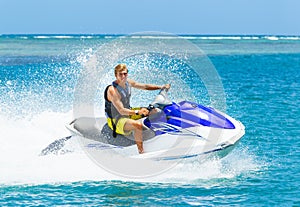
left=59, top=88, right=245, bottom=161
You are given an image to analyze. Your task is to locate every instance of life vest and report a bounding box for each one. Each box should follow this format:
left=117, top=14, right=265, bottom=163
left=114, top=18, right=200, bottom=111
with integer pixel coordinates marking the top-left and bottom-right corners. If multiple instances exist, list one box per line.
left=104, top=81, right=131, bottom=118
left=104, top=81, right=131, bottom=137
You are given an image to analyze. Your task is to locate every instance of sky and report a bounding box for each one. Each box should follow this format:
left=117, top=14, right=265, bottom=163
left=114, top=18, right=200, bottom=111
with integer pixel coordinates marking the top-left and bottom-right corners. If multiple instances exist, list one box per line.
left=0, top=0, right=299, bottom=35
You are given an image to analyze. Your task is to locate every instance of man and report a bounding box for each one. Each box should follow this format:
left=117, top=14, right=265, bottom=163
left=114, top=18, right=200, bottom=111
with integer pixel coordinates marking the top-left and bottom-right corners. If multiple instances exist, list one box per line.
left=104, top=63, right=170, bottom=154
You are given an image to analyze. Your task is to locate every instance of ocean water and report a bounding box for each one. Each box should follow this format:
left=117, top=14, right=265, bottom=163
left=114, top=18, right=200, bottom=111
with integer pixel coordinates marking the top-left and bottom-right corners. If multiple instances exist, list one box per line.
left=0, top=34, right=299, bottom=206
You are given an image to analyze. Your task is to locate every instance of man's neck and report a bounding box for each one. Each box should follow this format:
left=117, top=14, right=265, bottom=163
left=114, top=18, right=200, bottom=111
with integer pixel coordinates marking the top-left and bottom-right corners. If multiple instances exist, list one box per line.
left=115, top=80, right=126, bottom=88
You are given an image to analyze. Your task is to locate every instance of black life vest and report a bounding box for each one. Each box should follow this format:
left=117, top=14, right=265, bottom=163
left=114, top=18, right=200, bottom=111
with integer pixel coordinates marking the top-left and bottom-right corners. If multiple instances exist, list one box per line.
left=104, top=81, right=131, bottom=137
left=104, top=81, right=131, bottom=118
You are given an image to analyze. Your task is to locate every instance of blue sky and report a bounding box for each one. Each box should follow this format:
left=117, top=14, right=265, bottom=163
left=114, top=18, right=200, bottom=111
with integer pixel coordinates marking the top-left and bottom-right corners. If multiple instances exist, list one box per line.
left=0, top=0, right=299, bottom=35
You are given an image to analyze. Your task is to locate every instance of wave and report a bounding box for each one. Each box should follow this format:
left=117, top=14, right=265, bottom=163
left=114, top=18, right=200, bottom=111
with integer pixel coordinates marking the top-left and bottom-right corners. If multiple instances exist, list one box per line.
left=183, top=35, right=300, bottom=41
left=1, top=34, right=300, bottom=41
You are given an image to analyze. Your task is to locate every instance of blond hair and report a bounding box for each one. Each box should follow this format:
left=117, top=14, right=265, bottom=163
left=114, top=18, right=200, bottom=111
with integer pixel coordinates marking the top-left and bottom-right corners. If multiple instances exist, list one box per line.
left=114, top=64, right=127, bottom=76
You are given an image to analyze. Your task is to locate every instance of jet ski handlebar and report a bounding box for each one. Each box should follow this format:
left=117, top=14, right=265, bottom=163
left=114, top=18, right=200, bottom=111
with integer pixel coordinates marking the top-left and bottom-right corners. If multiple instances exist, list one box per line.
left=147, top=88, right=172, bottom=112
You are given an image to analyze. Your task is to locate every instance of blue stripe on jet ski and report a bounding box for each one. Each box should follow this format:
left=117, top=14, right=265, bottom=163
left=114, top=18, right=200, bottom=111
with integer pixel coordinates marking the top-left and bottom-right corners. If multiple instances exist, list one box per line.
left=153, top=145, right=227, bottom=161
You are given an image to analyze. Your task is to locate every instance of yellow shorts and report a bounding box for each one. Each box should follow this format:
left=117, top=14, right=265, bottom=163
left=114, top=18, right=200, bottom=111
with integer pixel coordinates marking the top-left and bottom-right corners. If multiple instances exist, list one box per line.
left=107, top=107, right=142, bottom=135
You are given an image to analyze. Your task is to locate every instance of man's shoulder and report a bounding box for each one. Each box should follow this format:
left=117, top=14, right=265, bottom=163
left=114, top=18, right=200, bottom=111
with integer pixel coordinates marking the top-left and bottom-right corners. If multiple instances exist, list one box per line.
left=106, top=85, right=120, bottom=102
left=127, top=79, right=136, bottom=86
left=108, top=85, right=121, bottom=96
left=107, top=85, right=115, bottom=92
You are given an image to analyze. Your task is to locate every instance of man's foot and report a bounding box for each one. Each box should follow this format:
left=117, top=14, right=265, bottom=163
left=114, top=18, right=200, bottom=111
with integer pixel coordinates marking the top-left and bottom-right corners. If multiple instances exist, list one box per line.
left=137, top=142, right=144, bottom=154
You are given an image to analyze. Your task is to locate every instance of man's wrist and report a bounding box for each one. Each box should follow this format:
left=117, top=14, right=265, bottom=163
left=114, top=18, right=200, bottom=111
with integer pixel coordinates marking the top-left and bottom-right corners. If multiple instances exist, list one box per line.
left=134, top=110, right=139, bottom=115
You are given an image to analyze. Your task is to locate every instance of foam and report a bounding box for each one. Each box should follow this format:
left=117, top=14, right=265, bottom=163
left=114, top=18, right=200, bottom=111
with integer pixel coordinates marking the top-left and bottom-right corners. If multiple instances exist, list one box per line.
left=0, top=111, right=114, bottom=185
left=0, top=110, right=260, bottom=185
left=265, top=36, right=279, bottom=41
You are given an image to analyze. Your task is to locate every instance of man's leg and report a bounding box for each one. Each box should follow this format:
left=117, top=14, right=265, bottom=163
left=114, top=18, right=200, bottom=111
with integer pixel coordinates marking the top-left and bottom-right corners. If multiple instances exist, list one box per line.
left=124, top=119, right=144, bottom=154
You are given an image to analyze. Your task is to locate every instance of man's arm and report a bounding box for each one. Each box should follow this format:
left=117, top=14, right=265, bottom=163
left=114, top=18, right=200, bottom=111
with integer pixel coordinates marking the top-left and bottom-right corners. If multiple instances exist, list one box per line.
left=128, top=79, right=170, bottom=90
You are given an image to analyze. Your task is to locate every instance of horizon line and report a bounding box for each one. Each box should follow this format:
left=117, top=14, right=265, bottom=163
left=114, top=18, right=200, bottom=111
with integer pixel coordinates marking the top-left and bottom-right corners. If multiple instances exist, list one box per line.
left=1, top=33, right=300, bottom=37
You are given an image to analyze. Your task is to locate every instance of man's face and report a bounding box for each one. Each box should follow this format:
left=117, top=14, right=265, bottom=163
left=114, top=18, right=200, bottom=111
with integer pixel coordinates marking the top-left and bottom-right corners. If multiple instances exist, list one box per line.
left=116, top=69, right=128, bottom=83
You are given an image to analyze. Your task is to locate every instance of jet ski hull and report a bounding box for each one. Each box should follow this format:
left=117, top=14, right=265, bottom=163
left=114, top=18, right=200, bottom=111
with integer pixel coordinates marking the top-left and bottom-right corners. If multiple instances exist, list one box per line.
left=66, top=101, right=245, bottom=161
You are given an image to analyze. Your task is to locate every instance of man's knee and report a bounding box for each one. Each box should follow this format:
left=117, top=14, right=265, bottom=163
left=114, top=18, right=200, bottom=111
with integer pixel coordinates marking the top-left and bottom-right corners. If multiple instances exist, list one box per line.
left=132, top=120, right=143, bottom=130
left=124, top=119, right=143, bottom=131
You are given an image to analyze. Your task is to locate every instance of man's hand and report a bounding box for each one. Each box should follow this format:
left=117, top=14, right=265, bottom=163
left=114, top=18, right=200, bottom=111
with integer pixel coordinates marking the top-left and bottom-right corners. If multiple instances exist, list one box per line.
left=139, top=108, right=149, bottom=116
left=162, top=83, right=171, bottom=90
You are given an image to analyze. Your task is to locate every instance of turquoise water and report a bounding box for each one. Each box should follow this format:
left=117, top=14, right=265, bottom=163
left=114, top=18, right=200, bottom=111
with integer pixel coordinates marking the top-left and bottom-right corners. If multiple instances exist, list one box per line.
left=0, top=35, right=299, bottom=206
